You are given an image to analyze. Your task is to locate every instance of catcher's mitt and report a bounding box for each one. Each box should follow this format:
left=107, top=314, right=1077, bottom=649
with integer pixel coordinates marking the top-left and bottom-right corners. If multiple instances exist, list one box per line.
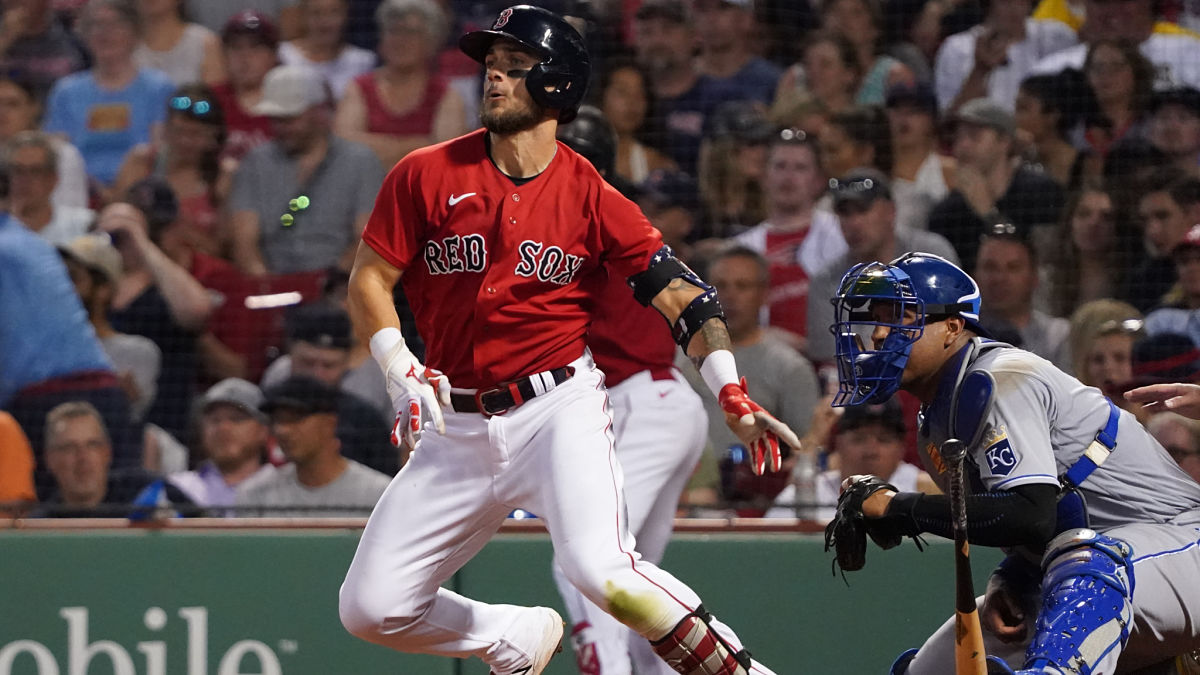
left=823, top=475, right=906, bottom=576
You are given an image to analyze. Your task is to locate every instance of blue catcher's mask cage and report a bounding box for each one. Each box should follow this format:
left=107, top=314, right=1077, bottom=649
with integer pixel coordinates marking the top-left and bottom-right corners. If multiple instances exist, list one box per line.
left=831, top=262, right=925, bottom=407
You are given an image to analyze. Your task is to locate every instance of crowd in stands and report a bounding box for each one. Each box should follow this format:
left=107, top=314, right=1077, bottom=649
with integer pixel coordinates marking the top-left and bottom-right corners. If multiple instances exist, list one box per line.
left=6, top=0, right=1200, bottom=518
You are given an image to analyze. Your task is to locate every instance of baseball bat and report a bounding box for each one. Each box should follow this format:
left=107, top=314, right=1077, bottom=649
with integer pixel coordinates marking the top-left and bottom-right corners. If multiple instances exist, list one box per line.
left=942, top=437, right=987, bottom=675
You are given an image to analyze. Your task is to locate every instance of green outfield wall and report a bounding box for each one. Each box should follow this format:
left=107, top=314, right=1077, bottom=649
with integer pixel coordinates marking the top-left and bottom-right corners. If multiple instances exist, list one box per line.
left=0, top=529, right=1003, bottom=674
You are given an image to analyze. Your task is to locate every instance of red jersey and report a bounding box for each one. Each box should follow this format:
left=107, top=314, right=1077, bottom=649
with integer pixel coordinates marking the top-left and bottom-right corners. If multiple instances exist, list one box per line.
left=762, top=228, right=813, bottom=337
left=586, top=266, right=677, bottom=387
left=213, top=83, right=274, bottom=162
left=362, top=129, right=664, bottom=388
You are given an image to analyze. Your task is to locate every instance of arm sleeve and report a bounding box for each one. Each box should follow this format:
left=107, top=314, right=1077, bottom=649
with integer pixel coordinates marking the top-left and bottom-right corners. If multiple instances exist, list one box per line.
left=886, top=482, right=1059, bottom=548
left=360, top=158, right=426, bottom=271
left=974, top=367, right=1061, bottom=492
left=597, top=182, right=664, bottom=281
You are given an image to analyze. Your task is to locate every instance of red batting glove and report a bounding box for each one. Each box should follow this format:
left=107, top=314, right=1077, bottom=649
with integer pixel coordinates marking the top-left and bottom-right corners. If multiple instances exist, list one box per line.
left=718, top=378, right=802, bottom=475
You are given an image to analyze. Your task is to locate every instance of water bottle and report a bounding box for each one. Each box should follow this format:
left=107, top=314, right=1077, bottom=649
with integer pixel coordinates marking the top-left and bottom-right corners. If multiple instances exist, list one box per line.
left=790, top=450, right=819, bottom=520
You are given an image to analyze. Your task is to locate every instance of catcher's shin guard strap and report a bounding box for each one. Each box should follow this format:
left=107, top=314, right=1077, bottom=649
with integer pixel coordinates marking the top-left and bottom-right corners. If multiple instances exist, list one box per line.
left=1023, top=529, right=1134, bottom=675
left=650, top=607, right=751, bottom=675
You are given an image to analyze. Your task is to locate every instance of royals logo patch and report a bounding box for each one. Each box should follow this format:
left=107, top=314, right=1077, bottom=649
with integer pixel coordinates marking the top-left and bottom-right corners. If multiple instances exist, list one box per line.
left=982, top=425, right=1017, bottom=476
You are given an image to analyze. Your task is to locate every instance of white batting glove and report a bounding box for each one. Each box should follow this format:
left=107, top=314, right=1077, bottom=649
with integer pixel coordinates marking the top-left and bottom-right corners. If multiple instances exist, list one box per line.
left=370, top=327, right=451, bottom=450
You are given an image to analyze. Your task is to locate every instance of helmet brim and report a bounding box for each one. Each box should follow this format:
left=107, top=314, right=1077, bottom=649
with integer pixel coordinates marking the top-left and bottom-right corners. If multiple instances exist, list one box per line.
left=459, top=30, right=547, bottom=64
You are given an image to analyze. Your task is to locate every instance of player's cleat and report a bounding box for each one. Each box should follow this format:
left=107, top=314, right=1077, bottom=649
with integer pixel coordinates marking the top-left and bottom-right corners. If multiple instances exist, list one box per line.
left=492, top=607, right=565, bottom=675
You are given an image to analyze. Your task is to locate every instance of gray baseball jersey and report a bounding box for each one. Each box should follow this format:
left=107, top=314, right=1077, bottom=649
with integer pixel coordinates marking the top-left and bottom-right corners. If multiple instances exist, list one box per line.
left=907, top=338, right=1200, bottom=673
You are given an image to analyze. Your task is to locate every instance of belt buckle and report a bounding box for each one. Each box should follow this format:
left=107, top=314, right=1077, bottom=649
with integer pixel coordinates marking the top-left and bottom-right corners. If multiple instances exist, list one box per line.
left=474, top=385, right=512, bottom=417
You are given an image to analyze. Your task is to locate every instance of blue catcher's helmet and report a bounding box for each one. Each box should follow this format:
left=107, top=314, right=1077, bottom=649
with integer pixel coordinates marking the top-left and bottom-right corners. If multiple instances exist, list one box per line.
left=831, top=252, right=985, bottom=407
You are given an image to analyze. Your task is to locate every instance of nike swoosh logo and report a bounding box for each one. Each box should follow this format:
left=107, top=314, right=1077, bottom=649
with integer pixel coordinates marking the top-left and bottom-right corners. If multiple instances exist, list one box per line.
left=448, top=192, right=476, bottom=206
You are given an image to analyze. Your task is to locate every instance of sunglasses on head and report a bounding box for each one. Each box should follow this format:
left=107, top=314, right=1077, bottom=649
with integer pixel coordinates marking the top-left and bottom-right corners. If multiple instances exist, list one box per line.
left=170, top=95, right=215, bottom=118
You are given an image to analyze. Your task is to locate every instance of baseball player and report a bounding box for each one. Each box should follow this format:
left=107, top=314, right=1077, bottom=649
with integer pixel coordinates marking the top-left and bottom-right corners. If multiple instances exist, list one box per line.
left=336, top=6, right=797, bottom=675
left=826, top=251, right=1200, bottom=674
left=554, top=106, right=708, bottom=674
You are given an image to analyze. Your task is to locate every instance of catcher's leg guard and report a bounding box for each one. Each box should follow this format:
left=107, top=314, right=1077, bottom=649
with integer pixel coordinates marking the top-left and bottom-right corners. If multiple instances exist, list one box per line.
left=649, top=606, right=751, bottom=675
left=1019, top=528, right=1134, bottom=675
left=890, top=648, right=919, bottom=674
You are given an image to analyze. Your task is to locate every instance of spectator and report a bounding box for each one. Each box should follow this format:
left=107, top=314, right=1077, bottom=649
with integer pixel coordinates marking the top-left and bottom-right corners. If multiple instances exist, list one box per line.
left=692, top=0, right=782, bottom=105
left=168, top=378, right=275, bottom=508
left=1082, top=40, right=1156, bottom=161
left=278, top=0, right=374, bottom=99
left=234, top=376, right=391, bottom=517
left=1042, top=180, right=1134, bottom=317
left=631, top=0, right=739, bottom=175
left=1015, top=72, right=1093, bottom=190
left=886, top=81, right=954, bottom=231
left=1146, top=225, right=1200, bottom=346
left=34, top=401, right=188, bottom=517
left=934, top=0, right=1076, bottom=113
left=681, top=245, right=819, bottom=515
left=1, top=212, right=141, bottom=499
left=333, top=0, right=467, bottom=169
left=975, top=227, right=1071, bottom=368
left=928, top=97, right=1065, bottom=273
left=228, top=64, right=384, bottom=275
left=636, top=168, right=701, bottom=260
left=1146, top=412, right=1200, bottom=484
left=58, top=234, right=160, bottom=422
left=111, top=84, right=229, bottom=257
left=598, top=56, right=677, bottom=184
left=820, top=0, right=914, bottom=105
left=1146, top=87, right=1200, bottom=176
left=101, top=198, right=214, bottom=439
left=0, top=0, right=87, bottom=101
left=260, top=304, right=398, bottom=475
left=1068, top=298, right=1145, bottom=394
left=696, top=100, right=772, bottom=238
left=766, top=398, right=936, bottom=521
left=184, top=0, right=300, bottom=41
left=0, top=72, right=87, bottom=208
left=0, top=411, right=36, bottom=515
left=1124, top=168, right=1197, bottom=311
left=734, top=129, right=847, bottom=344
left=213, top=10, right=280, bottom=163
left=1128, top=333, right=1200, bottom=425
left=806, top=168, right=958, bottom=363
left=3, top=131, right=93, bottom=245
left=774, top=31, right=861, bottom=124
left=818, top=105, right=892, bottom=182
left=41, top=0, right=175, bottom=189
left=133, top=0, right=226, bottom=86
left=1031, top=0, right=1200, bottom=90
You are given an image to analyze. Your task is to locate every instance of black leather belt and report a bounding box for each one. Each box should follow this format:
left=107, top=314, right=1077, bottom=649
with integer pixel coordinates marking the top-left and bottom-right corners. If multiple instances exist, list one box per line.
left=450, top=366, right=576, bottom=416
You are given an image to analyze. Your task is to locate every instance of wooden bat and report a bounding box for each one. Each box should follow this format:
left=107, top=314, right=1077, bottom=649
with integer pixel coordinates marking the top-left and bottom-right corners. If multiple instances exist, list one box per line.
left=942, top=437, right=987, bottom=675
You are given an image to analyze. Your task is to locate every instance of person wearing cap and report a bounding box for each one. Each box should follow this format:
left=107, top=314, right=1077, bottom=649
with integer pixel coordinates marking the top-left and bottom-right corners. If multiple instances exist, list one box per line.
left=934, top=0, right=1076, bottom=114
left=41, top=0, right=176, bottom=188
left=3, top=131, right=94, bottom=246
left=631, top=0, right=742, bottom=175
left=1147, top=86, right=1200, bottom=175
left=886, top=81, right=954, bottom=232
left=975, top=226, right=1070, bottom=369
left=0, top=0, right=88, bottom=102
left=733, top=128, right=847, bottom=343
left=807, top=168, right=957, bottom=364
left=234, top=375, right=390, bottom=517
left=691, top=0, right=781, bottom=105
left=213, top=10, right=281, bottom=162
left=168, top=378, right=275, bottom=508
left=1126, top=333, right=1200, bottom=425
left=928, top=96, right=1064, bottom=273
left=59, top=233, right=161, bottom=423
left=132, top=0, right=225, bottom=87
left=638, top=168, right=701, bottom=258
left=227, top=64, right=384, bottom=276
left=278, top=0, right=375, bottom=100
left=1123, top=167, right=1199, bottom=312
left=260, top=304, right=398, bottom=475
left=1144, top=223, right=1200, bottom=349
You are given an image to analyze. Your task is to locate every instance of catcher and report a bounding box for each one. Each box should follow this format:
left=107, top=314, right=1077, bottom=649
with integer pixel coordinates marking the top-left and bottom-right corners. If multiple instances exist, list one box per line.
left=824, top=251, right=1200, bottom=674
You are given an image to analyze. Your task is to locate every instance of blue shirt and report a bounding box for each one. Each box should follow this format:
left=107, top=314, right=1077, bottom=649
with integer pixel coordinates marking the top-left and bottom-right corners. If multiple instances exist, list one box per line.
left=652, top=75, right=743, bottom=175
left=0, top=216, right=112, bottom=405
left=42, top=68, right=174, bottom=185
left=709, top=57, right=783, bottom=106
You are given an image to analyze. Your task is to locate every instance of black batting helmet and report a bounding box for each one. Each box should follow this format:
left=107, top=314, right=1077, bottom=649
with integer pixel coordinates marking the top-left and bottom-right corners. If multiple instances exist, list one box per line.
left=459, top=5, right=590, bottom=123
left=556, top=105, right=616, bottom=175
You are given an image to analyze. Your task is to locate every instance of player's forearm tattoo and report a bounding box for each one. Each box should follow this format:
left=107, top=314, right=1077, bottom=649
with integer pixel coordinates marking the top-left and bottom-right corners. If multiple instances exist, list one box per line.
left=688, top=319, right=732, bottom=370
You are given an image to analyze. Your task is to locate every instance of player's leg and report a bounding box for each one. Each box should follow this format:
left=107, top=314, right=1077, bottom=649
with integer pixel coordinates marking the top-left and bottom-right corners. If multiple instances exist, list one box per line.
left=900, top=595, right=1027, bottom=675
left=506, top=356, right=773, bottom=674
left=552, top=373, right=707, bottom=675
left=338, top=412, right=557, bottom=673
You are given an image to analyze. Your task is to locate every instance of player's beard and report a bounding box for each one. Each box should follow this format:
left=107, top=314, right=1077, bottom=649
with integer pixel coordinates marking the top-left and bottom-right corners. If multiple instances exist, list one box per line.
left=481, top=98, right=547, bottom=135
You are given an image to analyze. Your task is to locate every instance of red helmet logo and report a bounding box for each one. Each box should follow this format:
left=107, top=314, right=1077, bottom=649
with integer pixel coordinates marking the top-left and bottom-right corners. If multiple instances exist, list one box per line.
left=494, top=8, right=512, bottom=28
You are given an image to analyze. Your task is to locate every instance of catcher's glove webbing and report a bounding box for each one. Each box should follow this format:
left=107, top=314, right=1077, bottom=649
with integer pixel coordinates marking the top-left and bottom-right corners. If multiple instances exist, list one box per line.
left=824, top=476, right=925, bottom=579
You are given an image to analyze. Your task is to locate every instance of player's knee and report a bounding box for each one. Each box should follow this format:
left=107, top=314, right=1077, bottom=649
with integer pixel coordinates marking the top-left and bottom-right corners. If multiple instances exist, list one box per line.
left=338, top=580, right=423, bottom=641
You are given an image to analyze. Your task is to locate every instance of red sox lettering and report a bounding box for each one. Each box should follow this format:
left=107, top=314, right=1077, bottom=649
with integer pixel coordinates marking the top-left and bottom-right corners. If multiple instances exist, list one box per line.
left=422, top=234, right=487, bottom=275
left=514, top=240, right=586, bottom=285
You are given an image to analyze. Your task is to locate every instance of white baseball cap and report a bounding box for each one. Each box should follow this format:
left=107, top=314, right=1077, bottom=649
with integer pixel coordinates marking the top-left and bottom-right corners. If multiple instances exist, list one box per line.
left=253, top=65, right=329, bottom=118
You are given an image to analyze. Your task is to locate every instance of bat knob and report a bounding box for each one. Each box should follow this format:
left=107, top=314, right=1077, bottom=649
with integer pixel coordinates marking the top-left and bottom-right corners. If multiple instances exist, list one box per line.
left=942, top=438, right=966, bottom=464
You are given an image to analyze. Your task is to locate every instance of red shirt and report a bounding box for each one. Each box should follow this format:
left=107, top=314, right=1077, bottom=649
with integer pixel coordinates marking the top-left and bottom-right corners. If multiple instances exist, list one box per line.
left=362, top=130, right=664, bottom=388
left=586, top=266, right=677, bottom=387
left=213, top=83, right=274, bottom=162
left=355, top=71, right=448, bottom=136
left=762, top=228, right=813, bottom=337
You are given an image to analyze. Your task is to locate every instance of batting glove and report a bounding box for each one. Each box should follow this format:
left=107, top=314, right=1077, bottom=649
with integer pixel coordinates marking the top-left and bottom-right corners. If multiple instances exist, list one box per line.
left=371, top=327, right=451, bottom=450
left=719, top=377, right=801, bottom=475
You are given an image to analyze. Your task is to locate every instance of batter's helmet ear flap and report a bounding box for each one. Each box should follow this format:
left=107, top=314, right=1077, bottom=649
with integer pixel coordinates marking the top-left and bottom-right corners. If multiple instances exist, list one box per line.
left=460, top=5, right=591, bottom=123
